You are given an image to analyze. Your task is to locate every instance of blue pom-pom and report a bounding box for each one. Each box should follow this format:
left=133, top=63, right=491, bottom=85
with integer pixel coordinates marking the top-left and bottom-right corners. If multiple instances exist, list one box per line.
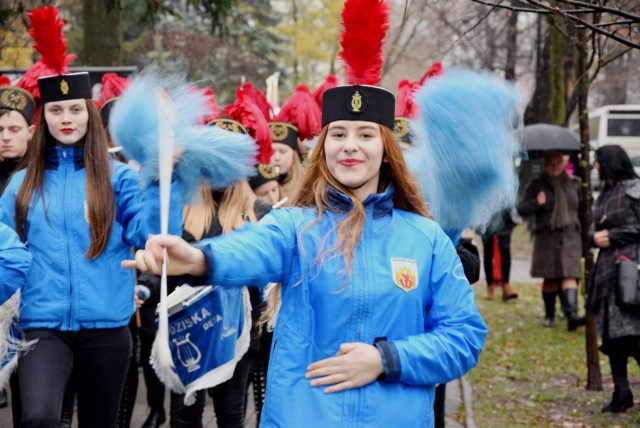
left=410, top=69, right=520, bottom=231
left=109, top=75, right=258, bottom=201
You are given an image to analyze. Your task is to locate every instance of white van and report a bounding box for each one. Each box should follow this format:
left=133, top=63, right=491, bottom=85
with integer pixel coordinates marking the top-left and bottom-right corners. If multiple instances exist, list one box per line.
left=587, top=105, right=640, bottom=190
left=589, top=104, right=640, bottom=157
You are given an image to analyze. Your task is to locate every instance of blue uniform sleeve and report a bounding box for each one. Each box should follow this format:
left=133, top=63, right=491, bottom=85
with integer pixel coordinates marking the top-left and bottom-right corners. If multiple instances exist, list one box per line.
left=196, top=209, right=297, bottom=287
left=378, top=228, right=487, bottom=386
left=0, top=172, right=22, bottom=230
left=0, top=221, right=31, bottom=304
left=113, top=164, right=182, bottom=249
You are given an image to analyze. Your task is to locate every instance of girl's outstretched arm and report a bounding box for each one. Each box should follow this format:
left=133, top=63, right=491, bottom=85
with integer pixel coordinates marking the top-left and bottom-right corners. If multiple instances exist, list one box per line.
left=122, top=234, right=207, bottom=277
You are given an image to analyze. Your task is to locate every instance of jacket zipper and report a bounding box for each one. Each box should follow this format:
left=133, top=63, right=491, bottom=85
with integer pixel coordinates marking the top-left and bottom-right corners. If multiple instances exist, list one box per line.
left=62, top=148, right=73, bottom=330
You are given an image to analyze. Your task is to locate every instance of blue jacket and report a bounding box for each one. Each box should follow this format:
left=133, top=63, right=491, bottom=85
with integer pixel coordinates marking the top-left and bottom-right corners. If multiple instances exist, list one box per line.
left=0, top=221, right=31, bottom=304
left=0, top=146, right=181, bottom=331
left=197, top=186, right=487, bottom=427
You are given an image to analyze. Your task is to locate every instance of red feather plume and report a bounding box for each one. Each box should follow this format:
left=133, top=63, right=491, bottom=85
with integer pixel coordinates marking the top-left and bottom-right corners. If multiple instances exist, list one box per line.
left=275, top=85, right=322, bottom=141
left=396, top=62, right=444, bottom=118
left=395, top=79, right=420, bottom=118
left=223, top=89, right=273, bottom=165
left=99, top=73, right=131, bottom=104
left=16, top=6, right=76, bottom=105
left=242, top=82, right=273, bottom=121
left=338, top=0, right=390, bottom=85
left=0, top=76, right=11, bottom=87
left=312, top=74, right=338, bottom=108
left=418, top=61, right=443, bottom=85
left=27, top=7, right=75, bottom=74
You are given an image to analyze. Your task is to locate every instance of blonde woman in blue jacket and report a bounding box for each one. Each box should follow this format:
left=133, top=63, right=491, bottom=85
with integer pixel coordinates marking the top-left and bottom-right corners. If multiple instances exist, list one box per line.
left=125, top=82, right=487, bottom=427
left=0, top=72, right=180, bottom=427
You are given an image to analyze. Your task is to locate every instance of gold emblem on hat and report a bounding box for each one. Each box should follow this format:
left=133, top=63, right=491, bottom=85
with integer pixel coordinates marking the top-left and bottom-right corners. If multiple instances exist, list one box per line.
left=270, top=123, right=288, bottom=142
left=208, top=119, right=247, bottom=134
left=0, top=89, right=27, bottom=111
left=60, top=79, right=70, bottom=95
left=258, top=163, right=278, bottom=179
left=350, top=91, right=362, bottom=112
left=394, top=117, right=409, bottom=138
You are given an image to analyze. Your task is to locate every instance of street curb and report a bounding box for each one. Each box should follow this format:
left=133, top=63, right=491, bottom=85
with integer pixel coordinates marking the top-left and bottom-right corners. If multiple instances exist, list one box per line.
left=461, top=375, right=477, bottom=428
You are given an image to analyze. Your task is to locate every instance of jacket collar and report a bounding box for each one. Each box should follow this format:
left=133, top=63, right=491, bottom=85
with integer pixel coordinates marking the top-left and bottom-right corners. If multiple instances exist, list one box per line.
left=326, top=185, right=395, bottom=218
left=45, top=146, right=85, bottom=170
left=0, top=157, right=21, bottom=176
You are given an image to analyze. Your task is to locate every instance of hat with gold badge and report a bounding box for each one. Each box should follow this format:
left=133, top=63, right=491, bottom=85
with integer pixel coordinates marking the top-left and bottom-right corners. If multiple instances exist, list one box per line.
left=16, top=7, right=87, bottom=109
left=321, top=0, right=394, bottom=129
left=38, top=72, right=92, bottom=104
left=0, top=85, right=36, bottom=125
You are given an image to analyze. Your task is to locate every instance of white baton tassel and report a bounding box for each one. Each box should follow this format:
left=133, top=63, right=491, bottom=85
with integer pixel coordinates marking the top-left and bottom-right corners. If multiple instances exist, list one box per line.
left=149, top=88, right=183, bottom=392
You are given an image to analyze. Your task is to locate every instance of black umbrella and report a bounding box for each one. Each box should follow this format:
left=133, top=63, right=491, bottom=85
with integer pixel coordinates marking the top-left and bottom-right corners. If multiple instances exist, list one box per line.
left=519, top=123, right=580, bottom=153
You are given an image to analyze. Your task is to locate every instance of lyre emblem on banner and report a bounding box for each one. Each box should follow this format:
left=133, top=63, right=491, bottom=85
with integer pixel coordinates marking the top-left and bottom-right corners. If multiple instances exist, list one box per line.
left=173, top=333, right=202, bottom=373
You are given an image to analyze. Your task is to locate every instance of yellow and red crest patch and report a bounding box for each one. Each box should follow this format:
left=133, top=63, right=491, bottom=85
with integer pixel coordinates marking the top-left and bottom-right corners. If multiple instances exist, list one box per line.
left=391, top=258, right=418, bottom=292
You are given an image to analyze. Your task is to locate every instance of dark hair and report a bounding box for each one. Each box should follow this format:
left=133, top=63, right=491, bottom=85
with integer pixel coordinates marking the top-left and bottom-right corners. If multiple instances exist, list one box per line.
left=594, top=145, right=639, bottom=183
left=15, top=100, right=115, bottom=258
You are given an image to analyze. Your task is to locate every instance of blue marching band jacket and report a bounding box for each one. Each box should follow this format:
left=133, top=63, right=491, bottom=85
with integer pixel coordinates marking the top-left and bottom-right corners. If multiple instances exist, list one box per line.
left=0, top=221, right=31, bottom=304
left=196, top=186, right=487, bottom=427
left=0, top=146, right=181, bottom=331
left=0, top=147, right=486, bottom=426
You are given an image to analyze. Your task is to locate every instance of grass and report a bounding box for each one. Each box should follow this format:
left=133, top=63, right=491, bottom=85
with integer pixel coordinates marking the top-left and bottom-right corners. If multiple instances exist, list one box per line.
left=467, top=283, right=640, bottom=427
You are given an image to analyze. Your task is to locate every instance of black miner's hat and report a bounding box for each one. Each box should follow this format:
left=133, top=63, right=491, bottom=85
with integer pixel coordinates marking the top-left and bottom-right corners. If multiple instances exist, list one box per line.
left=321, top=0, right=394, bottom=130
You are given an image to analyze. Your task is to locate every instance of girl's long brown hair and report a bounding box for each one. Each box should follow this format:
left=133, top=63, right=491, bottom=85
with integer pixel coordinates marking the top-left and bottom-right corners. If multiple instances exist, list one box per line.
left=15, top=100, right=115, bottom=259
left=260, top=124, right=431, bottom=327
left=294, top=124, right=430, bottom=274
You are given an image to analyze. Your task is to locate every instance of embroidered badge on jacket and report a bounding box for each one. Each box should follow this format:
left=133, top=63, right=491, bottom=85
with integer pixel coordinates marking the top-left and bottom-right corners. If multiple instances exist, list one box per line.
left=391, top=258, right=418, bottom=292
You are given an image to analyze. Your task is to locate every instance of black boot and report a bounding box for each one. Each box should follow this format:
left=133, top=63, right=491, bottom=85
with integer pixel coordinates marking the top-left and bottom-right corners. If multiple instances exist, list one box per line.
left=561, top=288, right=586, bottom=331
left=542, top=291, right=556, bottom=327
left=142, top=409, right=166, bottom=428
left=602, top=386, right=634, bottom=413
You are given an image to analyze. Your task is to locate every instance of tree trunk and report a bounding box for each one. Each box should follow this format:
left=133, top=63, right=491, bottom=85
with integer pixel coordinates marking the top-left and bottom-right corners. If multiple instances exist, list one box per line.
left=524, top=14, right=551, bottom=125
left=83, top=0, right=123, bottom=66
left=576, top=26, right=602, bottom=392
left=504, top=10, right=517, bottom=81
left=549, top=12, right=565, bottom=125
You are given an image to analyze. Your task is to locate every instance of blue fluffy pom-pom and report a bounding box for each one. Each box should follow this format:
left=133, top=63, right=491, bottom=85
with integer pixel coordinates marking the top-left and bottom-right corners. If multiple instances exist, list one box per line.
left=409, top=69, right=520, bottom=231
left=109, top=75, right=257, bottom=202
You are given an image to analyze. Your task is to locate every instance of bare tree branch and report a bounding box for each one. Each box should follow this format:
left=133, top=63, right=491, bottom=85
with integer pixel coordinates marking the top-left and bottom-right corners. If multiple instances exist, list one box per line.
left=469, top=0, right=591, bottom=14
left=525, top=0, right=640, bottom=49
left=441, top=0, right=500, bottom=59
left=591, top=20, right=637, bottom=28
left=555, top=0, right=640, bottom=21
left=470, top=0, right=640, bottom=49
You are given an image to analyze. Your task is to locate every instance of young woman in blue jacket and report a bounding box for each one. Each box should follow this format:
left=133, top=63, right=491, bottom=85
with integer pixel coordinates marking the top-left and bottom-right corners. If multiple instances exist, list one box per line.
left=0, top=72, right=180, bottom=427
left=125, top=82, right=488, bottom=427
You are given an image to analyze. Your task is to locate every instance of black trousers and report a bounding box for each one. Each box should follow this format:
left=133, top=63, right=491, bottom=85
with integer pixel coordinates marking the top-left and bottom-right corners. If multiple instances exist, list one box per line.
left=482, top=234, right=512, bottom=284
left=169, top=351, right=255, bottom=428
left=139, top=306, right=166, bottom=413
left=18, top=327, right=131, bottom=428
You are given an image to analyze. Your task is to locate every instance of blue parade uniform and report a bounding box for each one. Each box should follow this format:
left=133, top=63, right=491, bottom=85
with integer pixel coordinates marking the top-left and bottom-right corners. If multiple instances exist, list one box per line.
left=0, top=221, right=31, bottom=304
left=0, top=146, right=181, bottom=331
left=196, top=185, right=487, bottom=427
